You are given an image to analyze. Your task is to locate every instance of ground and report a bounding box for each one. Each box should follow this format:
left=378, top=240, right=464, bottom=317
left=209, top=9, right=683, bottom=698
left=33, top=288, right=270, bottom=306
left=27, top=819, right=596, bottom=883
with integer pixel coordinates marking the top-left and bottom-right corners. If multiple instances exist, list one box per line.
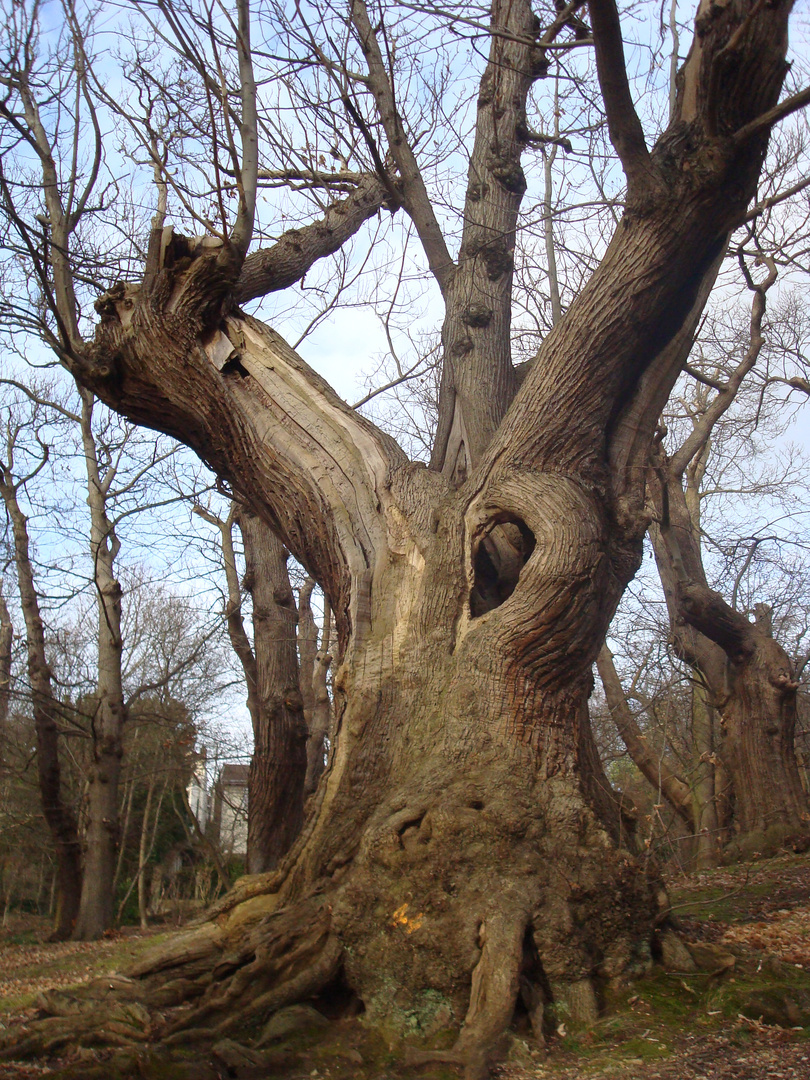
left=1, top=854, right=808, bottom=1079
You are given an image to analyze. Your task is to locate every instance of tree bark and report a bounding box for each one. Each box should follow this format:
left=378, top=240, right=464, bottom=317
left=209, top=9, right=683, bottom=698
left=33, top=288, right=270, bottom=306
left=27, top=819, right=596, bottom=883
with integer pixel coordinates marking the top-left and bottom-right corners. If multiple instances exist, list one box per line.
left=73, top=390, right=127, bottom=940
left=237, top=508, right=308, bottom=874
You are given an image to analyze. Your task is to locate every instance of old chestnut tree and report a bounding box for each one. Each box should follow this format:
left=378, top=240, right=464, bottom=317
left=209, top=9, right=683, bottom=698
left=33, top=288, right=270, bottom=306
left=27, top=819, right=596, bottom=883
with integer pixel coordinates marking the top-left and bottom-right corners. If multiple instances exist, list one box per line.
left=1, top=0, right=808, bottom=1071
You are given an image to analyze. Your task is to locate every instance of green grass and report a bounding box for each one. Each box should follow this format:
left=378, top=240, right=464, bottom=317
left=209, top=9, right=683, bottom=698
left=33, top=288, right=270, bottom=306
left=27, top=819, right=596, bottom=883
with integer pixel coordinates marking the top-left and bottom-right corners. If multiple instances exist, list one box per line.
left=0, top=932, right=172, bottom=1017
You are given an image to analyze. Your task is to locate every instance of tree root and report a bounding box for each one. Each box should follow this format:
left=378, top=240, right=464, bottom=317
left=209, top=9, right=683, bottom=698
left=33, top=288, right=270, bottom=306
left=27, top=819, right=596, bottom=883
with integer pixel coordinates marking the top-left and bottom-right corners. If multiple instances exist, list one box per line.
left=0, top=810, right=658, bottom=1080
left=0, top=1001, right=152, bottom=1061
left=402, top=907, right=528, bottom=1080
left=161, top=898, right=336, bottom=1036
left=0, top=894, right=342, bottom=1065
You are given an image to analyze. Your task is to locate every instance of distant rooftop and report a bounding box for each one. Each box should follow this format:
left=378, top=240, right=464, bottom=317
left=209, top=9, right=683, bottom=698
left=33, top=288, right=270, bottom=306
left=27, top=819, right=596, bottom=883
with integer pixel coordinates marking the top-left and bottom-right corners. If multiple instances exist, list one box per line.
left=218, top=763, right=249, bottom=787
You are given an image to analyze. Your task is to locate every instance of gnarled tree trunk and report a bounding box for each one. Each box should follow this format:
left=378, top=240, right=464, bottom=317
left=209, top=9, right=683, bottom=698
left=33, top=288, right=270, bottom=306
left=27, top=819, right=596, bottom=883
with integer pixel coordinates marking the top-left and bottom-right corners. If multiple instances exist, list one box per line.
left=650, top=464, right=808, bottom=856
left=0, top=0, right=801, bottom=1069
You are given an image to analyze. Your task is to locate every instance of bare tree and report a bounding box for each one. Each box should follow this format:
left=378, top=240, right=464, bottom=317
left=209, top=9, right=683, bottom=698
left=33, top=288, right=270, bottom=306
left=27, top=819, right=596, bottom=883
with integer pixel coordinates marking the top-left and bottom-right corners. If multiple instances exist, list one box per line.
left=646, top=259, right=808, bottom=858
left=1, top=0, right=809, bottom=1069
left=0, top=408, right=82, bottom=938
left=195, top=501, right=307, bottom=873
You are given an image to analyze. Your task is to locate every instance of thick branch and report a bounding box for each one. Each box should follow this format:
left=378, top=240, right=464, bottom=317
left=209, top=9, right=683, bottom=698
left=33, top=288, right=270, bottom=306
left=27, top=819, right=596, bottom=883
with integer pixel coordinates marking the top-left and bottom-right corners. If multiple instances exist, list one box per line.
left=234, top=174, right=390, bottom=304
left=648, top=464, right=755, bottom=668
left=588, top=0, right=649, bottom=190
left=732, top=84, right=810, bottom=146
left=647, top=473, right=727, bottom=686
left=597, top=646, right=695, bottom=829
left=88, top=289, right=408, bottom=643
left=430, top=0, right=547, bottom=478
left=480, top=0, right=795, bottom=501
left=676, top=579, right=757, bottom=660
left=606, top=233, right=725, bottom=518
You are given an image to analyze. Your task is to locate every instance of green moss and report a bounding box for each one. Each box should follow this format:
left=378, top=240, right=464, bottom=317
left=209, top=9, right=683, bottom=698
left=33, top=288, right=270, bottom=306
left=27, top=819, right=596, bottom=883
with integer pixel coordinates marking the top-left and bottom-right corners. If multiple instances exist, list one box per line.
left=0, top=932, right=172, bottom=1018
left=669, top=882, right=777, bottom=923
left=707, top=971, right=810, bottom=1028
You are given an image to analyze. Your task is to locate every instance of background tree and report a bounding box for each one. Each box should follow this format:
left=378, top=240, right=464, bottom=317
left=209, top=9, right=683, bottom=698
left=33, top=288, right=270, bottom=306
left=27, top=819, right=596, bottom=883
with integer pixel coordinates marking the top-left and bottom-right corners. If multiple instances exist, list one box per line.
left=194, top=500, right=308, bottom=873
left=0, top=401, right=82, bottom=938
left=600, top=251, right=810, bottom=864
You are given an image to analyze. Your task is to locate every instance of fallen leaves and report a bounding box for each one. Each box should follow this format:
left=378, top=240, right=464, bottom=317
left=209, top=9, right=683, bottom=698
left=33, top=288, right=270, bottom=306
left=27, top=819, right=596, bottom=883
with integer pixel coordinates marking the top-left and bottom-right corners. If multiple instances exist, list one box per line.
left=720, top=909, right=810, bottom=967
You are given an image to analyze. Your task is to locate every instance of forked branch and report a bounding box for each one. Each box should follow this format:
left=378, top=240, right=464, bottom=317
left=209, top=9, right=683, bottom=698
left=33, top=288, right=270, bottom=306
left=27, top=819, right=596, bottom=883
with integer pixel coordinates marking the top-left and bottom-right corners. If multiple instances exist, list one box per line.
left=588, top=0, right=649, bottom=191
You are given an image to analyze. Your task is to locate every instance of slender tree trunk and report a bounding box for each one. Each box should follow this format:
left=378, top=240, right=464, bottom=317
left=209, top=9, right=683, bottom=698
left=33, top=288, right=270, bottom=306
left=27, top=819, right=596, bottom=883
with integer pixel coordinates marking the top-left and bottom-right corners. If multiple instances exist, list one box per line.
left=237, top=508, right=307, bottom=873
left=597, top=645, right=696, bottom=831
left=300, top=584, right=332, bottom=795
left=137, top=774, right=155, bottom=930
left=73, top=390, right=126, bottom=940
left=690, top=681, right=720, bottom=867
left=0, top=586, right=11, bottom=743
left=113, top=772, right=137, bottom=893
left=298, top=578, right=317, bottom=723
left=0, top=472, right=82, bottom=939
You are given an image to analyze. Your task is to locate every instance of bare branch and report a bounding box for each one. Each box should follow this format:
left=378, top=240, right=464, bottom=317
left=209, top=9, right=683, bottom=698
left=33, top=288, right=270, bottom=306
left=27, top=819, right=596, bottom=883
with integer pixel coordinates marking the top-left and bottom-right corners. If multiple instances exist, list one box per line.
left=235, top=174, right=391, bottom=304
left=668, top=254, right=777, bottom=477
left=732, top=85, right=810, bottom=147
left=597, top=645, right=695, bottom=829
left=588, top=0, right=649, bottom=189
left=745, top=174, right=810, bottom=223
left=348, top=0, right=454, bottom=293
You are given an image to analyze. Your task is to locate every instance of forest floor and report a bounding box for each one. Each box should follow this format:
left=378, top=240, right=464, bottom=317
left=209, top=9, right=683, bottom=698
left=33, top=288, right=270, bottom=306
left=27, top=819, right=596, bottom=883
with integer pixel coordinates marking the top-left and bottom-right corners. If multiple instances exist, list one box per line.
left=0, top=853, right=808, bottom=1079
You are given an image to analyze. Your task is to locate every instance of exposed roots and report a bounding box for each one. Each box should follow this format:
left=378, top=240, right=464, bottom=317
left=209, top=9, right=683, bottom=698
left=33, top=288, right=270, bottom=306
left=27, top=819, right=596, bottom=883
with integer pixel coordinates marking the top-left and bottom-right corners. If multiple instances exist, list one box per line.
left=164, top=905, right=342, bottom=1040
left=396, top=911, right=528, bottom=1079
left=0, top=783, right=661, bottom=1078
left=0, top=892, right=342, bottom=1065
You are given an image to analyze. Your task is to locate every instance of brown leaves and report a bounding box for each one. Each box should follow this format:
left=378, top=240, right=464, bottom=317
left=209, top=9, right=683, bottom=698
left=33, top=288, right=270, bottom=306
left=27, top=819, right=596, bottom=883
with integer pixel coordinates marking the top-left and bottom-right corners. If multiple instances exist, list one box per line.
left=721, top=908, right=810, bottom=967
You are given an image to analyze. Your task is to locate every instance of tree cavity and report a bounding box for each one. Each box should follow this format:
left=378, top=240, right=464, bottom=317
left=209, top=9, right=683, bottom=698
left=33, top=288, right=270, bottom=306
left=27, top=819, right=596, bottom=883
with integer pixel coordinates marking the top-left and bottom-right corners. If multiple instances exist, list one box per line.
left=470, top=516, right=535, bottom=617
